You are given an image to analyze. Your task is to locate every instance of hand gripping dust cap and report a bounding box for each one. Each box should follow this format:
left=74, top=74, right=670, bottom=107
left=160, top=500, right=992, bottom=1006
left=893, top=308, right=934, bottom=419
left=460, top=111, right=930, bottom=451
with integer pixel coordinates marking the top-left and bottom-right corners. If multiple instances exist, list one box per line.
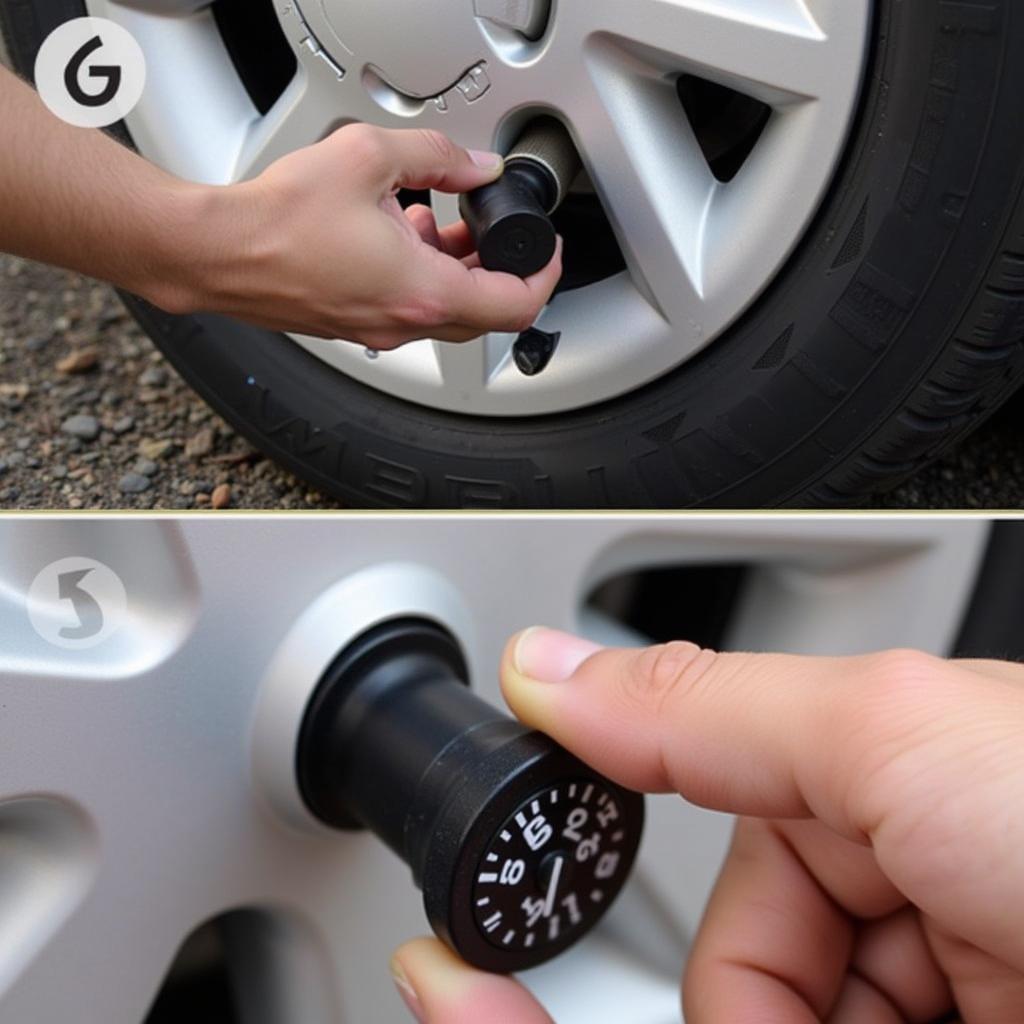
left=460, top=118, right=582, bottom=278
left=296, top=617, right=644, bottom=972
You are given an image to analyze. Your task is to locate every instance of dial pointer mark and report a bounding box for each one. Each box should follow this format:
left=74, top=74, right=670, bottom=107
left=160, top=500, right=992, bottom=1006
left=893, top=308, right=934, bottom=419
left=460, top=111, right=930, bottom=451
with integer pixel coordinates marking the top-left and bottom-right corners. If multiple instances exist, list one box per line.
left=543, top=855, right=564, bottom=919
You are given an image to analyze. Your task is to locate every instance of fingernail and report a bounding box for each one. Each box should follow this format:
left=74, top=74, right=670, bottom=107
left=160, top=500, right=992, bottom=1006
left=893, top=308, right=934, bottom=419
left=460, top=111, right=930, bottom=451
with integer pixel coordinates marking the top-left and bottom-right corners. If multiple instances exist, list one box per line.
left=514, top=627, right=602, bottom=683
left=469, top=149, right=504, bottom=172
left=390, top=958, right=425, bottom=1023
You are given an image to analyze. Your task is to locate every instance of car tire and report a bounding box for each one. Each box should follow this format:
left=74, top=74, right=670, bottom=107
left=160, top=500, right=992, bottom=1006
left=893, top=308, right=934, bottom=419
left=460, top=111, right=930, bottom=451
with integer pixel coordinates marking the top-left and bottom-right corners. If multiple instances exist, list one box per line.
left=5, top=0, right=1024, bottom=508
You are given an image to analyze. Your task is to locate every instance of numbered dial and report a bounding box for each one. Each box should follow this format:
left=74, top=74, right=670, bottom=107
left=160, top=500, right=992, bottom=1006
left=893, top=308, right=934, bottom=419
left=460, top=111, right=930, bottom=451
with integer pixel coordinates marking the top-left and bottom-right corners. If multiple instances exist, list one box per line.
left=472, top=779, right=633, bottom=954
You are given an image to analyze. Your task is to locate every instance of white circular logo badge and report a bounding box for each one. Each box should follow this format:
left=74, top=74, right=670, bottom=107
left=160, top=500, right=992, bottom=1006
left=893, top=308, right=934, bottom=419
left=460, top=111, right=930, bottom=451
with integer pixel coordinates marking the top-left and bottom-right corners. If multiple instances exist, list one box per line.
left=27, top=557, right=128, bottom=650
left=34, top=17, right=146, bottom=129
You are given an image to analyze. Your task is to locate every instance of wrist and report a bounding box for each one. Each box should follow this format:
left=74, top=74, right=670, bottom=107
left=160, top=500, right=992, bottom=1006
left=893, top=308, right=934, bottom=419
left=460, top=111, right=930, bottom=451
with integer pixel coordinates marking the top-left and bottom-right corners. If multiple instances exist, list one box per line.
left=133, top=179, right=246, bottom=315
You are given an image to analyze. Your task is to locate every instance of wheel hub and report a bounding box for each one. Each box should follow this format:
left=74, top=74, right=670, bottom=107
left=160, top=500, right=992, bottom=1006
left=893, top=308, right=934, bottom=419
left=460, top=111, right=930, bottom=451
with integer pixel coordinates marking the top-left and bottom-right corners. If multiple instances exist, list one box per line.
left=319, top=0, right=485, bottom=99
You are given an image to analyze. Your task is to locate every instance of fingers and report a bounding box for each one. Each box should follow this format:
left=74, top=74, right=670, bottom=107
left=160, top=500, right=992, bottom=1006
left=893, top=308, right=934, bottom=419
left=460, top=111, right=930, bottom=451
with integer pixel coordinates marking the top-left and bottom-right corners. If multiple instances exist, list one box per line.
left=429, top=236, right=564, bottom=335
left=928, top=925, right=1024, bottom=1022
left=684, top=818, right=853, bottom=1022
left=405, top=205, right=443, bottom=250
left=342, top=124, right=504, bottom=195
left=439, top=220, right=477, bottom=260
left=850, top=909, right=953, bottom=1020
left=501, top=629, right=966, bottom=838
left=345, top=233, right=562, bottom=346
left=826, top=976, right=905, bottom=1024
left=686, top=818, right=950, bottom=1024
left=403, top=208, right=478, bottom=259
left=390, top=939, right=553, bottom=1024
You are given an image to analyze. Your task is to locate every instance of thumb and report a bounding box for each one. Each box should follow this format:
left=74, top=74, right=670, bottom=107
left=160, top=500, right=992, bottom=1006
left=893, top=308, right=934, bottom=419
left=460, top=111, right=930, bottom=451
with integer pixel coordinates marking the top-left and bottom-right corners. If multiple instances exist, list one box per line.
left=349, top=126, right=504, bottom=195
left=390, top=939, right=552, bottom=1024
left=502, top=630, right=1024, bottom=973
left=500, top=628, right=967, bottom=839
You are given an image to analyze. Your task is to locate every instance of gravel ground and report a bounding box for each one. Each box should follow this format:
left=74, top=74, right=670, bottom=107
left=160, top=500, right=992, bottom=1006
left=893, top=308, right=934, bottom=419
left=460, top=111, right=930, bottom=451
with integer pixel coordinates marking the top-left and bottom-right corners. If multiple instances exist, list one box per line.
left=1, top=252, right=1023, bottom=510
left=0, top=255, right=343, bottom=510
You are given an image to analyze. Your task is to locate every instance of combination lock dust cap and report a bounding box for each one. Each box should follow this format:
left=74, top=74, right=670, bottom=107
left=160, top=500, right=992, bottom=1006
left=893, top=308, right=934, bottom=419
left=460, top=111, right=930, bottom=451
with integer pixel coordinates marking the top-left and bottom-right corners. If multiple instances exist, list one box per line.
left=460, top=118, right=582, bottom=279
left=296, top=618, right=644, bottom=973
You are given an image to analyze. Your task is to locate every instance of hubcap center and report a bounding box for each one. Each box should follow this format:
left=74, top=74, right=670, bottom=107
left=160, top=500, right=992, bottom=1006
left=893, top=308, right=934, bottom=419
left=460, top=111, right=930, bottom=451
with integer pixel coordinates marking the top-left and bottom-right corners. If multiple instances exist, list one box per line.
left=320, top=0, right=484, bottom=99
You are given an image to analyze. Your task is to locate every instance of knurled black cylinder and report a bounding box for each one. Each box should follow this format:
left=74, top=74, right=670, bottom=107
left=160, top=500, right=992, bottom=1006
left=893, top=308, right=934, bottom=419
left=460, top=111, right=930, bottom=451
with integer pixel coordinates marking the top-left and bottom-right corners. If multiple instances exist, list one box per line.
left=296, top=618, right=504, bottom=856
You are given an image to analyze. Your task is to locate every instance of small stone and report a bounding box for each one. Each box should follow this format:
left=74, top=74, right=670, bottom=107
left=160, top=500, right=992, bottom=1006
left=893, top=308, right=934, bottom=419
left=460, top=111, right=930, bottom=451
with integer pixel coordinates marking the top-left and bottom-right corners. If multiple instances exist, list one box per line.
left=138, top=438, right=174, bottom=460
left=5, top=452, right=24, bottom=468
left=185, top=426, right=215, bottom=459
left=138, top=365, right=167, bottom=388
left=80, top=452, right=102, bottom=464
left=194, top=492, right=211, bottom=507
left=0, top=383, right=30, bottom=401
left=53, top=315, right=71, bottom=332
left=68, top=497, right=83, bottom=509
left=211, top=483, right=231, bottom=510
left=25, top=336, right=48, bottom=352
left=178, top=480, right=196, bottom=496
left=118, top=472, right=152, bottom=494
left=56, top=347, right=100, bottom=375
left=26, top=457, right=40, bottom=469
left=133, top=457, right=159, bottom=477
left=15, top=438, right=30, bottom=451
left=52, top=464, right=68, bottom=479
left=112, top=415, right=135, bottom=435
left=61, top=414, right=100, bottom=440
left=193, top=479, right=213, bottom=494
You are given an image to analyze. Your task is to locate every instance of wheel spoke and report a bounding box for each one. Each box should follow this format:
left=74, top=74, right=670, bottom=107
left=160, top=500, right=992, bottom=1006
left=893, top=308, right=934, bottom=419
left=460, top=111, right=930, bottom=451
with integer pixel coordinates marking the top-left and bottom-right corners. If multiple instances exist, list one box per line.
left=232, top=72, right=346, bottom=181
left=571, top=0, right=836, bottom=104
left=0, top=876, right=187, bottom=1021
left=564, top=71, right=713, bottom=331
left=431, top=335, right=512, bottom=394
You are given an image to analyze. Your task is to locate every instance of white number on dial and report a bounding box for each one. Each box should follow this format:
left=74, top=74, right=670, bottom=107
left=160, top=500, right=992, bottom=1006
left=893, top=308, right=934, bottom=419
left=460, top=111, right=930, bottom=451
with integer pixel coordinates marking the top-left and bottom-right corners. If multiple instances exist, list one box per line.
left=500, top=859, right=526, bottom=885
left=523, top=815, right=553, bottom=851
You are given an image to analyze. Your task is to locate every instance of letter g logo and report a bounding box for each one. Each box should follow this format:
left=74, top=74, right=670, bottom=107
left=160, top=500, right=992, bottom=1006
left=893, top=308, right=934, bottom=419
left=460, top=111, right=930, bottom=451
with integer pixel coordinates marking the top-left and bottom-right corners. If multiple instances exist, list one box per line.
left=64, top=35, right=123, bottom=108
left=35, top=17, right=146, bottom=129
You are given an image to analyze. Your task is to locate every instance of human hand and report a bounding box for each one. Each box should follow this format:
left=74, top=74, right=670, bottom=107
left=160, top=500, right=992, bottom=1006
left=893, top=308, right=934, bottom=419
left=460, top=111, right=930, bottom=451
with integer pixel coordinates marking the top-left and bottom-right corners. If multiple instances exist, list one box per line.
left=390, top=630, right=1024, bottom=1022
left=161, top=125, right=563, bottom=348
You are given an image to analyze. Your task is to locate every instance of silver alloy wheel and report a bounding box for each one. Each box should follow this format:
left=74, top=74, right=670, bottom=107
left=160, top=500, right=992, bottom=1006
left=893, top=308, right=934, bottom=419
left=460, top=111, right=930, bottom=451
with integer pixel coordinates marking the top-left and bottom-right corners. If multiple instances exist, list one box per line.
left=0, top=516, right=989, bottom=1023
left=88, top=0, right=871, bottom=416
